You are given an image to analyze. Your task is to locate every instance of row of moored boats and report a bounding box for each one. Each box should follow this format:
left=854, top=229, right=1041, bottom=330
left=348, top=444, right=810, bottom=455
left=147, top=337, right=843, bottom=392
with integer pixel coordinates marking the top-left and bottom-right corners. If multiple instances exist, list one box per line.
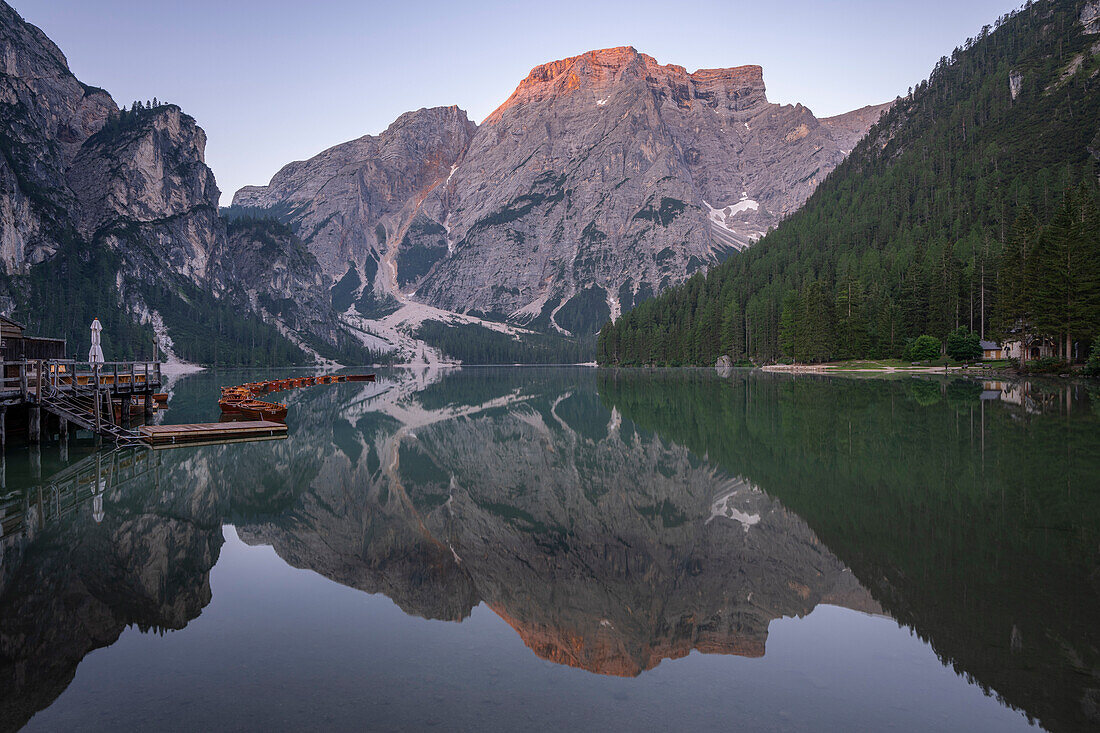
left=219, top=374, right=376, bottom=422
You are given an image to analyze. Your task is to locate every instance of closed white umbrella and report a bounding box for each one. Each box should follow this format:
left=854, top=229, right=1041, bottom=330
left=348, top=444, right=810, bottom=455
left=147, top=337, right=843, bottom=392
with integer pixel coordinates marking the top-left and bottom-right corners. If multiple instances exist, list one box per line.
left=88, top=318, right=104, bottom=364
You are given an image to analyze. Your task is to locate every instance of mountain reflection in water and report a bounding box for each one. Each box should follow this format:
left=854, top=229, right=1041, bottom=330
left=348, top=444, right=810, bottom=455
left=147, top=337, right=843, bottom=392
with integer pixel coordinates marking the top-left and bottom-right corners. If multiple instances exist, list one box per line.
left=0, top=367, right=1097, bottom=732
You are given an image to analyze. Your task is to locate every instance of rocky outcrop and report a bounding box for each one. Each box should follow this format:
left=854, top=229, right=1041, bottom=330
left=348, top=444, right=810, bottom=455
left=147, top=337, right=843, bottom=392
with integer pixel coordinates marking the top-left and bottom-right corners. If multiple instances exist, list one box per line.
left=233, top=106, right=477, bottom=286
left=820, top=101, right=894, bottom=153
left=219, top=217, right=362, bottom=359
left=235, top=47, right=889, bottom=336
left=0, top=1, right=113, bottom=270
left=68, top=105, right=226, bottom=284
left=1082, top=1, right=1100, bottom=34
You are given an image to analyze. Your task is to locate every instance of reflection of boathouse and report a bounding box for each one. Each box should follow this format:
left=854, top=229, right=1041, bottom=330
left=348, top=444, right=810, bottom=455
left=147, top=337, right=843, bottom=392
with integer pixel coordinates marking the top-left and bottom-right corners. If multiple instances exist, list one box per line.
left=0, top=450, right=157, bottom=560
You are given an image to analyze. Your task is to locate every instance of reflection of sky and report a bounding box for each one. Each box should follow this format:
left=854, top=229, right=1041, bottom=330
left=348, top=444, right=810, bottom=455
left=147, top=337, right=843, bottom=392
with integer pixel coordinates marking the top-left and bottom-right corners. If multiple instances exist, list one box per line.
left=26, top=526, right=1032, bottom=731
left=14, top=0, right=1024, bottom=205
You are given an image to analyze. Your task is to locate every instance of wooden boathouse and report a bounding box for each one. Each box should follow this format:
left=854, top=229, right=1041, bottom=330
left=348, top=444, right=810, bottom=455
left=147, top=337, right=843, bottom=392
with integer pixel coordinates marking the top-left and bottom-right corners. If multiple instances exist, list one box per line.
left=0, top=318, right=327, bottom=452
left=0, top=315, right=162, bottom=449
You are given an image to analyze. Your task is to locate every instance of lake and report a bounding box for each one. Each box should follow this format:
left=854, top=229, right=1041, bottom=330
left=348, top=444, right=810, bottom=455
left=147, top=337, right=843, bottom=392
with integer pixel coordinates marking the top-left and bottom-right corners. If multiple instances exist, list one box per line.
left=1, top=367, right=1097, bottom=732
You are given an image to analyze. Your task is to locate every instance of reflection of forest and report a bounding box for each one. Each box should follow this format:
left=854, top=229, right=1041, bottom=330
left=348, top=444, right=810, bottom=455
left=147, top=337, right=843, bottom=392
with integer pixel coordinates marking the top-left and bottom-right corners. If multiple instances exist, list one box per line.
left=2, top=368, right=1094, bottom=731
left=600, top=370, right=1100, bottom=733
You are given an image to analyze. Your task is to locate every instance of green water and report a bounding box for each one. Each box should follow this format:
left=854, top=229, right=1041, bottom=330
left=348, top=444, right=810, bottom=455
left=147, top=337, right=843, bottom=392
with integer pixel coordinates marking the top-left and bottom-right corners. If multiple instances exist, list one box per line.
left=1, top=367, right=1096, bottom=731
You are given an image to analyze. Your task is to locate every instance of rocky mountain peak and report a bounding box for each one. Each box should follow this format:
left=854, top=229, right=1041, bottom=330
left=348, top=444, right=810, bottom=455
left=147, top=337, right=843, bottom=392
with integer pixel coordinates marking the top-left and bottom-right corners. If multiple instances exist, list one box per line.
left=688, top=64, right=767, bottom=109
left=388, top=103, right=470, bottom=131
left=486, top=47, right=769, bottom=124
left=484, top=46, right=644, bottom=123
left=69, top=104, right=218, bottom=231
left=232, top=105, right=476, bottom=280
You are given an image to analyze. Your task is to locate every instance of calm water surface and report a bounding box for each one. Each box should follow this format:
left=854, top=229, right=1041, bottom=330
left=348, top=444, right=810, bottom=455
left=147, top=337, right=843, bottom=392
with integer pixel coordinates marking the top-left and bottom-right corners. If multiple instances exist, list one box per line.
left=1, top=367, right=1097, bottom=732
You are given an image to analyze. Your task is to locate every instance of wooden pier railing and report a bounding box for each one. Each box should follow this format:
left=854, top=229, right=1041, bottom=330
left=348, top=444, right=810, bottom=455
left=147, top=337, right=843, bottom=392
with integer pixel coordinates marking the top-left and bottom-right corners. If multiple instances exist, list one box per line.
left=0, top=359, right=162, bottom=400
left=0, top=359, right=163, bottom=447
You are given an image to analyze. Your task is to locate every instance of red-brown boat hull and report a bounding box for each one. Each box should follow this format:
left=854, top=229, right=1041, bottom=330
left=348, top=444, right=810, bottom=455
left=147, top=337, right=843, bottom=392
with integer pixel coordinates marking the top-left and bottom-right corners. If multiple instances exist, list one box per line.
left=238, top=400, right=288, bottom=422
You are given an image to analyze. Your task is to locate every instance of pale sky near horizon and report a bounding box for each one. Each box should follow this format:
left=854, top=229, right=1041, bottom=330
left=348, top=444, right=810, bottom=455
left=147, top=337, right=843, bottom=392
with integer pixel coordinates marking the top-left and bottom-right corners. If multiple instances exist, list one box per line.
left=14, top=0, right=1023, bottom=205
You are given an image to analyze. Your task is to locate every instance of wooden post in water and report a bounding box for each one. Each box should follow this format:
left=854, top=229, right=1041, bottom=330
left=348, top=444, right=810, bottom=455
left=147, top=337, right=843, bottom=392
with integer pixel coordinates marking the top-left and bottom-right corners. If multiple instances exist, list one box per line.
left=29, top=361, right=40, bottom=445
left=19, top=362, right=27, bottom=401
left=144, top=362, right=154, bottom=421
left=93, top=365, right=101, bottom=432
left=30, top=444, right=40, bottom=482
left=121, top=395, right=131, bottom=429
left=0, top=406, right=5, bottom=452
left=35, top=360, right=42, bottom=443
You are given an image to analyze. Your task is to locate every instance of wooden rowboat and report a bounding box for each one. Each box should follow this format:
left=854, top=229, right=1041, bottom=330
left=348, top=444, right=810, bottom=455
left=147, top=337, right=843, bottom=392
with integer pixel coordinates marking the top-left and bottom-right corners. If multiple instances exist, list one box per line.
left=346, top=374, right=376, bottom=382
left=238, top=399, right=288, bottom=421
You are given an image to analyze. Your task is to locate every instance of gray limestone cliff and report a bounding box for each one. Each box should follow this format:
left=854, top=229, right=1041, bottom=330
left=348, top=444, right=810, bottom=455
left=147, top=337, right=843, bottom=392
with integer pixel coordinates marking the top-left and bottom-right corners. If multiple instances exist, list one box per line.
left=234, top=48, right=891, bottom=336
left=0, top=0, right=113, bottom=270
left=233, top=106, right=477, bottom=294
left=820, top=101, right=896, bottom=153
left=67, top=104, right=228, bottom=299
left=219, top=217, right=366, bottom=360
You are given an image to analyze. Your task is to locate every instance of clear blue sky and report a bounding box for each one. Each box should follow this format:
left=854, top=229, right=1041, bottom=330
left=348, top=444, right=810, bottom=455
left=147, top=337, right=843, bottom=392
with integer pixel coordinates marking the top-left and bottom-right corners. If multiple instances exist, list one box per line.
left=14, top=0, right=1022, bottom=205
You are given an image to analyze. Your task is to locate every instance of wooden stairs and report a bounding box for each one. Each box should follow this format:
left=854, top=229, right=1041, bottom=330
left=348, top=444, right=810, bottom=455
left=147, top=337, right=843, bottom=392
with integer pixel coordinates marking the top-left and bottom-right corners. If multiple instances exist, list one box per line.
left=38, top=388, right=143, bottom=446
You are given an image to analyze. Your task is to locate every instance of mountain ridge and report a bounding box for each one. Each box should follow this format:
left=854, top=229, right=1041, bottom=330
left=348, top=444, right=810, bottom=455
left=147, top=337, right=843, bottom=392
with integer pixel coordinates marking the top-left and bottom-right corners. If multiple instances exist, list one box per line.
left=231, top=45, right=891, bottom=356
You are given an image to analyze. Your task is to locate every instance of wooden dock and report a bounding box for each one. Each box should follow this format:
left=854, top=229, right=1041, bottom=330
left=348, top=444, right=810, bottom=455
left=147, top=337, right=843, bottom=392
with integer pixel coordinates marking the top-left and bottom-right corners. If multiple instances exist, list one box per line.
left=1, top=359, right=163, bottom=449
left=138, top=420, right=287, bottom=448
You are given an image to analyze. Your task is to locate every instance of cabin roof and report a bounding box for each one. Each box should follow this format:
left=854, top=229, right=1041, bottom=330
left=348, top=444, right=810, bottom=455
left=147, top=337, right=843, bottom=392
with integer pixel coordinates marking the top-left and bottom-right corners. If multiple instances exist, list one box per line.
left=979, top=340, right=1001, bottom=350
left=0, top=313, right=24, bottom=330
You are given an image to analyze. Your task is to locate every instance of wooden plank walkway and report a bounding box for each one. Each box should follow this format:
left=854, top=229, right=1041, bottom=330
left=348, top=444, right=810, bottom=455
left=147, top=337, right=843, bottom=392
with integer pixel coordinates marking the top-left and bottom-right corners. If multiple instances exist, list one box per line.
left=138, top=421, right=287, bottom=447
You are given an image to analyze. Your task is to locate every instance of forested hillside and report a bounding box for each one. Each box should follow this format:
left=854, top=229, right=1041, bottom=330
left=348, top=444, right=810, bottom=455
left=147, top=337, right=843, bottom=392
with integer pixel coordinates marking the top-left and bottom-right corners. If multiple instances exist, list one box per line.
left=599, top=0, right=1100, bottom=366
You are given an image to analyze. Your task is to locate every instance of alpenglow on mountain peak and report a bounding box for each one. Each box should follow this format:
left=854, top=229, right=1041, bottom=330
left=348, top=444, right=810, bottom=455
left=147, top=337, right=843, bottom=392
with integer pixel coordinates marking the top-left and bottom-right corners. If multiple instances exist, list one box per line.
left=484, top=46, right=768, bottom=124
left=231, top=46, right=890, bottom=341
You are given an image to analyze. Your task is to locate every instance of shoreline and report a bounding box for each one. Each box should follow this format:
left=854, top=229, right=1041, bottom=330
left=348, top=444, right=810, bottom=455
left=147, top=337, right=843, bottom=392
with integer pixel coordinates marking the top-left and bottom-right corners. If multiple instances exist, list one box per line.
left=160, top=361, right=205, bottom=377
left=761, top=363, right=965, bottom=375
left=757, top=363, right=1091, bottom=380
